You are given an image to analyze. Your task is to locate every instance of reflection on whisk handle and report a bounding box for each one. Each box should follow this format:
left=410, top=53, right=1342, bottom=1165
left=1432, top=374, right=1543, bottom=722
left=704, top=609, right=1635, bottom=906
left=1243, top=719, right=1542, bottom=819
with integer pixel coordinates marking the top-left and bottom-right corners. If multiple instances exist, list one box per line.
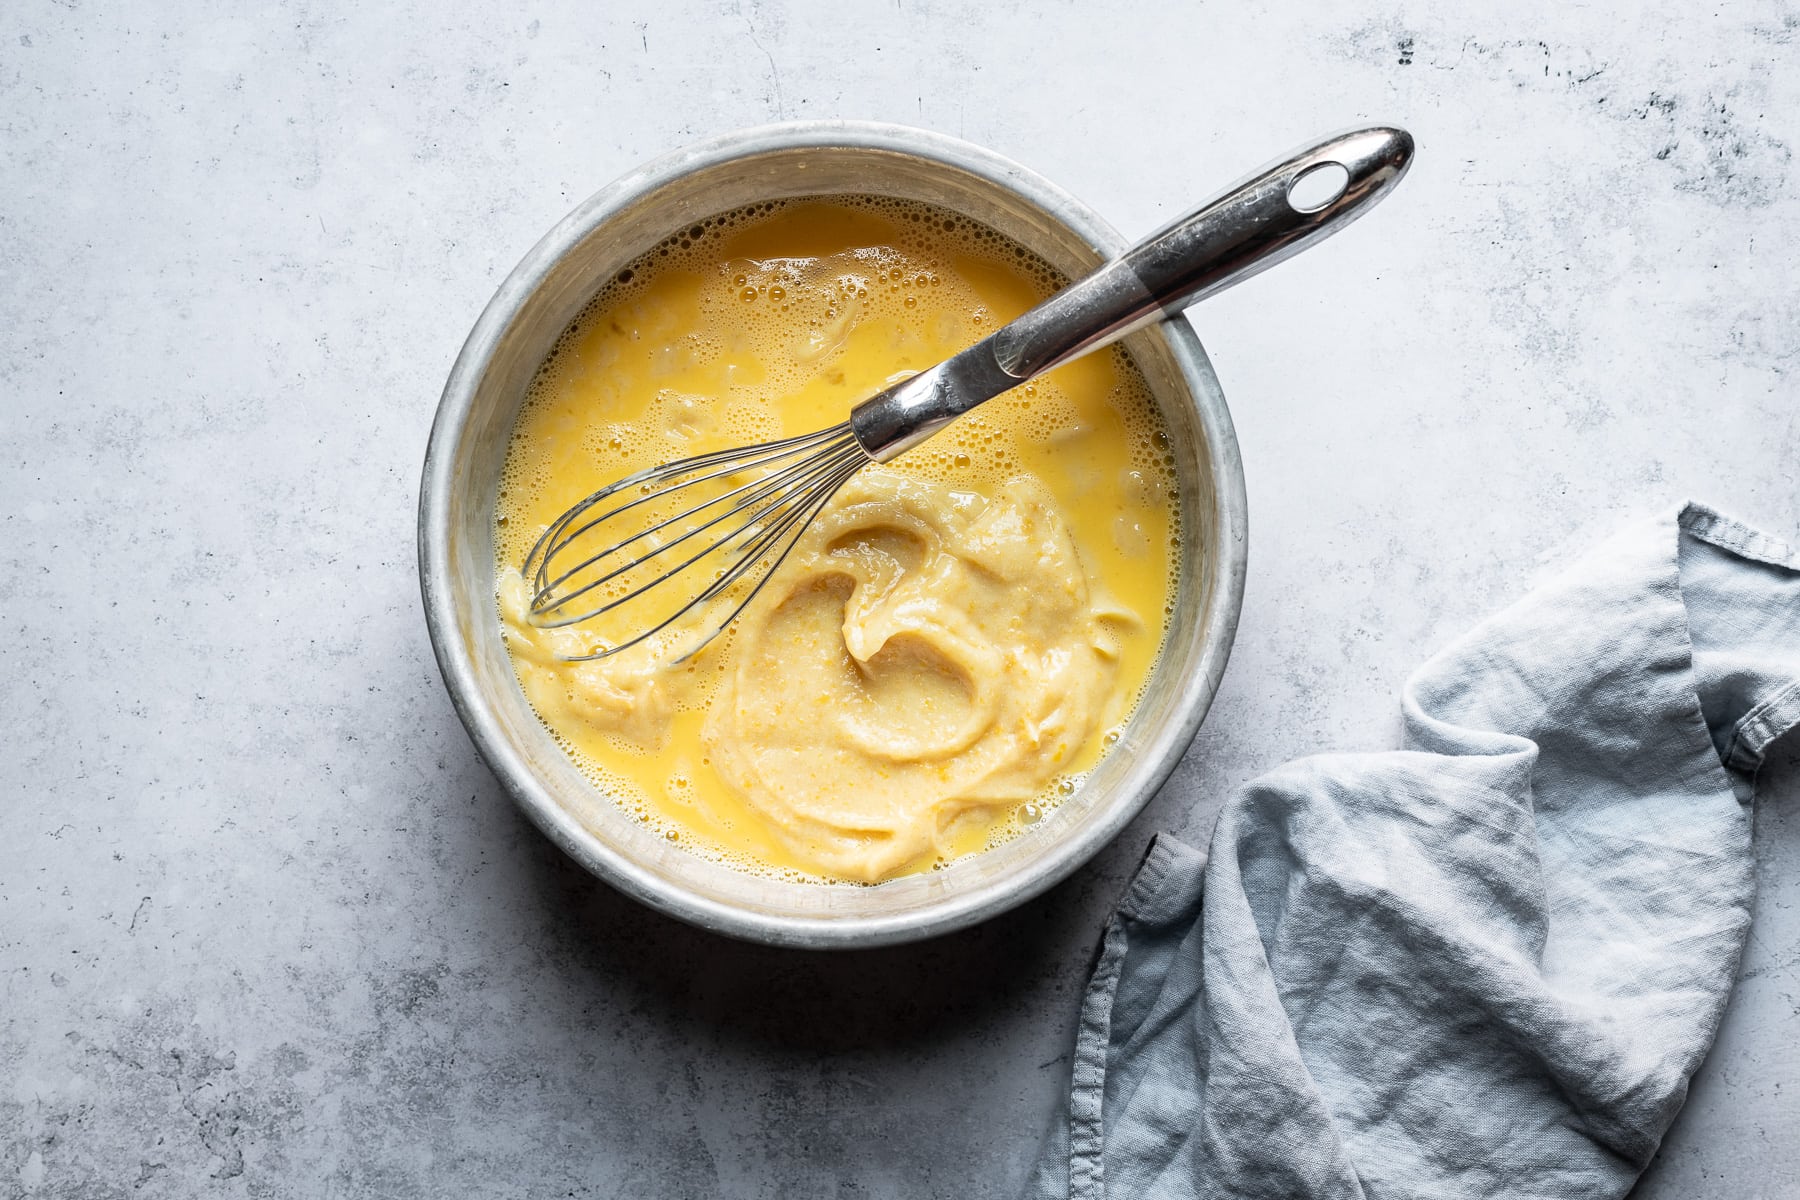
left=850, top=126, right=1414, bottom=464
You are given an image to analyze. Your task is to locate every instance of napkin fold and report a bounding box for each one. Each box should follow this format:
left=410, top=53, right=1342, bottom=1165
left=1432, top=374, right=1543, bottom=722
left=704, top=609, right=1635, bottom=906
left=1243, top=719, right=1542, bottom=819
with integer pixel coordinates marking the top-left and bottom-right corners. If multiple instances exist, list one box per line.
left=1027, top=503, right=1800, bottom=1200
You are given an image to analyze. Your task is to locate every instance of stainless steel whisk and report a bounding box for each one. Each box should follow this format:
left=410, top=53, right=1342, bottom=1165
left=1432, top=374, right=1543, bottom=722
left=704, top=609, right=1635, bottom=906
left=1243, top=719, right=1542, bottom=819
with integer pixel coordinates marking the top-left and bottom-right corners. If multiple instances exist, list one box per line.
left=524, top=127, right=1414, bottom=661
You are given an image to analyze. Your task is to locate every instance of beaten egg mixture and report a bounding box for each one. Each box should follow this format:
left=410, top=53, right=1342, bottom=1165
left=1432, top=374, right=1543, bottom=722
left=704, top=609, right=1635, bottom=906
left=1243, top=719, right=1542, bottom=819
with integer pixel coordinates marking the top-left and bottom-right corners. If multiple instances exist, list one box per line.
left=495, top=198, right=1178, bottom=883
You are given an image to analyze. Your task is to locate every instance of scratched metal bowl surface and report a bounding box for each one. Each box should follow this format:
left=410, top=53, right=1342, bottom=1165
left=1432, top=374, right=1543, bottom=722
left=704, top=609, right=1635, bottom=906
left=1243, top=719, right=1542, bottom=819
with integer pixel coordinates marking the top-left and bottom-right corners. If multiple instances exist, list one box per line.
left=419, top=121, right=1247, bottom=948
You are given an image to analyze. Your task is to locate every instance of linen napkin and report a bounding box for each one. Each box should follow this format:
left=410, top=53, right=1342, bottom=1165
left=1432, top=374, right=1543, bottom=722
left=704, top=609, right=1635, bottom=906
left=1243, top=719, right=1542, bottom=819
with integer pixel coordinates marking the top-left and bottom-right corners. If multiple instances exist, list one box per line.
left=1026, top=502, right=1800, bottom=1199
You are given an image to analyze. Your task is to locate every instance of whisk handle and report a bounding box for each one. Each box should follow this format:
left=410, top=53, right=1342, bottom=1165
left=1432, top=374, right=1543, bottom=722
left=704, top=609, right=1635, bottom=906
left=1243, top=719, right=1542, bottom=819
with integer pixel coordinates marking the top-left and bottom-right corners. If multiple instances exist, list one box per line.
left=850, top=127, right=1413, bottom=462
left=995, top=127, right=1413, bottom=377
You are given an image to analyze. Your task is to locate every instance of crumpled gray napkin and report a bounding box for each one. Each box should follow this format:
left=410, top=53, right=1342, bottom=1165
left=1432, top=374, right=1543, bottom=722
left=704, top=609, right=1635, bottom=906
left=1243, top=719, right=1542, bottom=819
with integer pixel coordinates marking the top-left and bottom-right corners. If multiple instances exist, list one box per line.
left=1027, top=503, right=1800, bottom=1200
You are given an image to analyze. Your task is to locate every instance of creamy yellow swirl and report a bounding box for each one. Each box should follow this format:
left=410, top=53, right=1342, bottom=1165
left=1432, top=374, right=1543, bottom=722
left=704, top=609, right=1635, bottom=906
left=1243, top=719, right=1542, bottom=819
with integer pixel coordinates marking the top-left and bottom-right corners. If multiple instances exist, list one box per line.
left=702, top=471, right=1129, bottom=880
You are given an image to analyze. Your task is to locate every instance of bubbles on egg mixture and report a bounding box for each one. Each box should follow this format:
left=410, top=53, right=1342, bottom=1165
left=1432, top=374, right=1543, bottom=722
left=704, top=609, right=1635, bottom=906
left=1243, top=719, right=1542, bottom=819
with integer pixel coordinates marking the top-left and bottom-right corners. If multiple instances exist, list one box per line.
left=494, top=193, right=1183, bottom=885
left=552, top=735, right=853, bottom=886
left=500, top=197, right=1178, bottom=543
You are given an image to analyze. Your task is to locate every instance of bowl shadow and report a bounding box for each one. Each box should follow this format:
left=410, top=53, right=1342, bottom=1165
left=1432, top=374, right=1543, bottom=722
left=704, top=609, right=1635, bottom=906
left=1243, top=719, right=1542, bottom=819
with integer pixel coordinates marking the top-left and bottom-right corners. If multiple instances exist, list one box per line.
left=502, top=794, right=1103, bottom=1057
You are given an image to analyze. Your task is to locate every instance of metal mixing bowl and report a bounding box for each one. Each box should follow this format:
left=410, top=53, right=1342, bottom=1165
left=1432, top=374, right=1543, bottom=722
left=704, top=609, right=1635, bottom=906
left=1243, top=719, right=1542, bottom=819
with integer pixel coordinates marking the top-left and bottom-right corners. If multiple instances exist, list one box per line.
left=419, top=121, right=1247, bottom=948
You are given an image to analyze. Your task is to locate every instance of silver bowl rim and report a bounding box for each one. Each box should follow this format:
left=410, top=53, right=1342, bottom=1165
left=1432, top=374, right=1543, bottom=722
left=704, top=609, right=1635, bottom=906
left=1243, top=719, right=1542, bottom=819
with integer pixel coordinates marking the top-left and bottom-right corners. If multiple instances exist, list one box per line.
left=419, top=119, right=1248, bottom=948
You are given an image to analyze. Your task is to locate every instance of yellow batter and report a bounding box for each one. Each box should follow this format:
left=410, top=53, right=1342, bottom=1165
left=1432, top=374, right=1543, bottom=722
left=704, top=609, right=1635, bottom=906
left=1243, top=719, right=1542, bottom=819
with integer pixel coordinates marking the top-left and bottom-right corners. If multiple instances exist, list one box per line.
left=495, top=198, right=1177, bottom=883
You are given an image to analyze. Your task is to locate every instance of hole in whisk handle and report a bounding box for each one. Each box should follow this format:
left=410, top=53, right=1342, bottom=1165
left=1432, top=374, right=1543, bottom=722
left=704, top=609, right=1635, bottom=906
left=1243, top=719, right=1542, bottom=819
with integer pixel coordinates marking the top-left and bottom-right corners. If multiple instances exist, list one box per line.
left=1287, top=161, right=1352, bottom=213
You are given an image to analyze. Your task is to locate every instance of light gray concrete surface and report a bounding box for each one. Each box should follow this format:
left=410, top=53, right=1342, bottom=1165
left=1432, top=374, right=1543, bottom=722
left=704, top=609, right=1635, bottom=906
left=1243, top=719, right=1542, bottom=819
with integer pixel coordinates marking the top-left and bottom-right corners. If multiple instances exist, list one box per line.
left=2, top=1, right=1796, bottom=1196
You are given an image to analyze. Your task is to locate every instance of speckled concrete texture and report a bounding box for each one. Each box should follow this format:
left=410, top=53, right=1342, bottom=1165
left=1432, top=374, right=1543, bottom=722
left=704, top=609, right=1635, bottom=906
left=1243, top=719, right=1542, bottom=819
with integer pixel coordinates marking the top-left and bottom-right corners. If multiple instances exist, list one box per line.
left=2, top=2, right=1796, bottom=1196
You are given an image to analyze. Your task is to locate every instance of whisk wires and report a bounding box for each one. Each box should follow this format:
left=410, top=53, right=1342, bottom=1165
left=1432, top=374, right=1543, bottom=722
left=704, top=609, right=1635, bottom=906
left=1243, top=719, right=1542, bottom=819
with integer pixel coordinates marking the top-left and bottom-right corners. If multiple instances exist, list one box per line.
left=522, top=424, right=869, bottom=663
